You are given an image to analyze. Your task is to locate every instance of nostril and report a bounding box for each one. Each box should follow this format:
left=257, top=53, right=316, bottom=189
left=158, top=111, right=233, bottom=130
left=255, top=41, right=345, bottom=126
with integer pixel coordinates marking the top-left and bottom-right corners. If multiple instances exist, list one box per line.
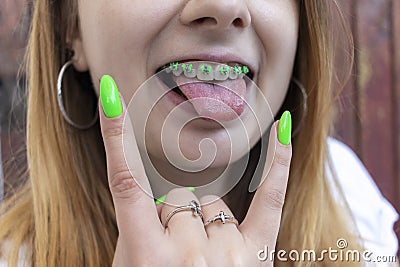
left=192, top=17, right=246, bottom=29
left=195, top=17, right=206, bottom=24
left=194, top=17, right=217, bottom=26
left=232, top=18, right=244, bottom=27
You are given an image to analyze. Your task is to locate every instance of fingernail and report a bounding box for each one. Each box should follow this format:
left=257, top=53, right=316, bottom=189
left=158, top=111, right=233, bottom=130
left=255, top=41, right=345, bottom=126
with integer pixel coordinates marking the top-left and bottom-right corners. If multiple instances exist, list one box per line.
left=186, top=187, right=195, bottom=192
left=155, top=194, right=166, bottom=205
left=154, top=187, right=195, bottom=204
left=278, top=111, right=292, bottom=146
left=100, top=75, right=123, bottom=118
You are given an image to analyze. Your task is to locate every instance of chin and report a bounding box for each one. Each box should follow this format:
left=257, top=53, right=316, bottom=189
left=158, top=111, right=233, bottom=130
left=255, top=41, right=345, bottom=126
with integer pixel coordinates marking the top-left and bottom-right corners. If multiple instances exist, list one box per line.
left=173, top=133, right=257, bottom=170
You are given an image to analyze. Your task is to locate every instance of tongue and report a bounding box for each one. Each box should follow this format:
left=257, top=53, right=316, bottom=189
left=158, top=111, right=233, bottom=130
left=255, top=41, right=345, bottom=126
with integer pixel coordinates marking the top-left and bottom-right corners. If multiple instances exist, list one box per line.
left=175, top=76, right=247, bottom=121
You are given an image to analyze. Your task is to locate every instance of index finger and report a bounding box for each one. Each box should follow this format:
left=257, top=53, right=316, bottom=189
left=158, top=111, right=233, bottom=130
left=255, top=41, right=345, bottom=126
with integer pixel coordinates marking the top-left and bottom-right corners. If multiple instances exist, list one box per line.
left=99, top=75, right=164, bottom=244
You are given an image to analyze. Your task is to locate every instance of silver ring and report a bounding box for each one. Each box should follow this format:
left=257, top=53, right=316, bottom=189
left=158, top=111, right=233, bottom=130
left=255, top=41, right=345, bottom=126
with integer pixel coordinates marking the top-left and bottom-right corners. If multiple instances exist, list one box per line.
left=163, top=200, right=203, bottom=229
left=204, top=211, right=238, bottom=227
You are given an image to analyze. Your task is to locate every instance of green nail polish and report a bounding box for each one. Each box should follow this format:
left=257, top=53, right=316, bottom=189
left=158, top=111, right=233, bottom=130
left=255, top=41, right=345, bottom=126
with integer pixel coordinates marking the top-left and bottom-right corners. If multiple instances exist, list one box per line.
left=186, top=186, right=195, bottom=192
left=100, top=75, right=123, bottom=118
left=278, top=111, right=292, bottom=145
left=155, top=194, right=166, bottom=204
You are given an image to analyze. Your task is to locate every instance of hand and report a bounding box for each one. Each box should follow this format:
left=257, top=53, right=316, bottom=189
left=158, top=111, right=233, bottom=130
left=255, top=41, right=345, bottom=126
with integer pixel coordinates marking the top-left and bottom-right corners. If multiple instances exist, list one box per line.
left=99, top=75, right=292, bottom=266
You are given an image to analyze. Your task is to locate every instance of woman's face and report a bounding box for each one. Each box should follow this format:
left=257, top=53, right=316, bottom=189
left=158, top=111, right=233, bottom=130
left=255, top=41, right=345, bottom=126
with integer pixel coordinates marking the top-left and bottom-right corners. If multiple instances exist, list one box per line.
left=75, top=0, right=299, bottom=169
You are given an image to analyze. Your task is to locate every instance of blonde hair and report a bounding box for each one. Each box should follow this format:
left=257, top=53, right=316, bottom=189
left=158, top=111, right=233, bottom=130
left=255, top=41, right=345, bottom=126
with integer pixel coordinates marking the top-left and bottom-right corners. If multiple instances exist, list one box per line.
left=0, top=0, right=364, bottom=266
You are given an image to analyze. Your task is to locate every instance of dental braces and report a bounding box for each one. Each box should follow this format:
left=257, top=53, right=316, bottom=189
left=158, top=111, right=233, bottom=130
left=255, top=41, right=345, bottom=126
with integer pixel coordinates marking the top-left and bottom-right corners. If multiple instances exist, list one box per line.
left=162, top=62, right=250, bottom=81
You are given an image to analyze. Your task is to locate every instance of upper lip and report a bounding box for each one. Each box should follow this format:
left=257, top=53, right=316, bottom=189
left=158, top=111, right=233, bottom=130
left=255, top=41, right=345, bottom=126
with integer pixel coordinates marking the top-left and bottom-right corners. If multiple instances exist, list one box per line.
left=154, top=52, right=257, bottom=76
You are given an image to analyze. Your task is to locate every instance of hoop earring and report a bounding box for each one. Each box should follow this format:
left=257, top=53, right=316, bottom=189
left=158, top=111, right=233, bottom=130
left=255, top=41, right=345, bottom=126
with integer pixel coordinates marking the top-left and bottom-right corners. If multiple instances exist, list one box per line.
left=57, top=60, right=99, bottom=130
left=290, top=77, right=308, bottom=137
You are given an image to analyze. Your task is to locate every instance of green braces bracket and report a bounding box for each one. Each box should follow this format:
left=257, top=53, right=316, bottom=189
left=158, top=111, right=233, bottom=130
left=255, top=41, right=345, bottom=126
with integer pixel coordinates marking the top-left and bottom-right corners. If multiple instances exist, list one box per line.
left=162, top=62, right=250, bottom=76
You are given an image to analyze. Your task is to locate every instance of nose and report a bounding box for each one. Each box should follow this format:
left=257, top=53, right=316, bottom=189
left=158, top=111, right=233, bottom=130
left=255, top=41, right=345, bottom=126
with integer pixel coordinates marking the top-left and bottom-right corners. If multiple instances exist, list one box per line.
left=180, top=0, right=251, bottom=30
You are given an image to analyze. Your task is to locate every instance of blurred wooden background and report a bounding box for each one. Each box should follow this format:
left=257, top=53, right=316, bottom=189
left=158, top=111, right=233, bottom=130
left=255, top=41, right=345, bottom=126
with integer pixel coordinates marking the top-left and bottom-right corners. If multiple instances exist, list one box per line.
left=0, top=0, right=28, bottom=201
left=333, top=0, right=400, bottom=248
left=0, top=0, right=399, bottom=253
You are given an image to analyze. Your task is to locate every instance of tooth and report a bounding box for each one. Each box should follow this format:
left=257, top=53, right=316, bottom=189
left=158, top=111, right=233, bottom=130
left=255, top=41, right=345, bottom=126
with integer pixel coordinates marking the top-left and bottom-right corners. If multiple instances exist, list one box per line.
left=214, top=64, right=230, bottom=81
left=182, top=63, right=197, bottom=78
left=197, top=64, right=214, bottom=81
left=229, top=65, right=242, bottom=79
left=173, top=64, right=183, bottom=76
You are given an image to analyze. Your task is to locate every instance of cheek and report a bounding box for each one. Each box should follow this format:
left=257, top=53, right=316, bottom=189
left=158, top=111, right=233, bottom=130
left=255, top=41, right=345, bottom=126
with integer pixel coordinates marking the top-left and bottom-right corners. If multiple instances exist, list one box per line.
left=77, top=1, right=180, bottom=99
left=252, top=1, right=299, bottom=53
left=251, top=1, right=299, bottom=114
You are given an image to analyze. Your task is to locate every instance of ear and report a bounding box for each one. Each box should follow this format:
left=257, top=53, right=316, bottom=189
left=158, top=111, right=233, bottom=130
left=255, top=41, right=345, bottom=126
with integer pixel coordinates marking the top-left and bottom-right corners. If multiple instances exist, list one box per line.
left=71, top=38, right=89, bottom=72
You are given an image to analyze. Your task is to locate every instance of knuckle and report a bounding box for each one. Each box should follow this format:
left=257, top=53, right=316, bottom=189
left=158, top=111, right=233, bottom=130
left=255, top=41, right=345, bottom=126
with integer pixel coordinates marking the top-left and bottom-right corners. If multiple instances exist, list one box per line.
left=273, top=144, right=292, bottom=168
left=103, top=127, right=121, bottom=143
left=264, top=188, right=286, bottom=210
left=167, top=187, right=189, bottom=195
left=102, top=120, right=129, bottom=142
left=182, top=249, right=208, bottom=267
left=224, top=249, right=245, bottom=267
left=183, top=255, right=208, bottom=267
left=199, top=195, right=220, bottom=205
left=109, top=168, right=140, bottom=200
left=165, top=187, right=196, bottom=203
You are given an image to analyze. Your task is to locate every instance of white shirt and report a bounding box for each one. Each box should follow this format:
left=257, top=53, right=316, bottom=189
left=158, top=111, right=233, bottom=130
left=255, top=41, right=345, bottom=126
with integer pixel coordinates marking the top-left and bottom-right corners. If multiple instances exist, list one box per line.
left=1, top=138, right=398, bottom=266
left=327, top=137, right=399, bottom=266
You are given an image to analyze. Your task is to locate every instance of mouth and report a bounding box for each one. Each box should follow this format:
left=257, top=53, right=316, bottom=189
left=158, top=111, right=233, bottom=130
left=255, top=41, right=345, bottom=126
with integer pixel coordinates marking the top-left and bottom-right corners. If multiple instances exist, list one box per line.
left=155, top=60, right=255, bottom=121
